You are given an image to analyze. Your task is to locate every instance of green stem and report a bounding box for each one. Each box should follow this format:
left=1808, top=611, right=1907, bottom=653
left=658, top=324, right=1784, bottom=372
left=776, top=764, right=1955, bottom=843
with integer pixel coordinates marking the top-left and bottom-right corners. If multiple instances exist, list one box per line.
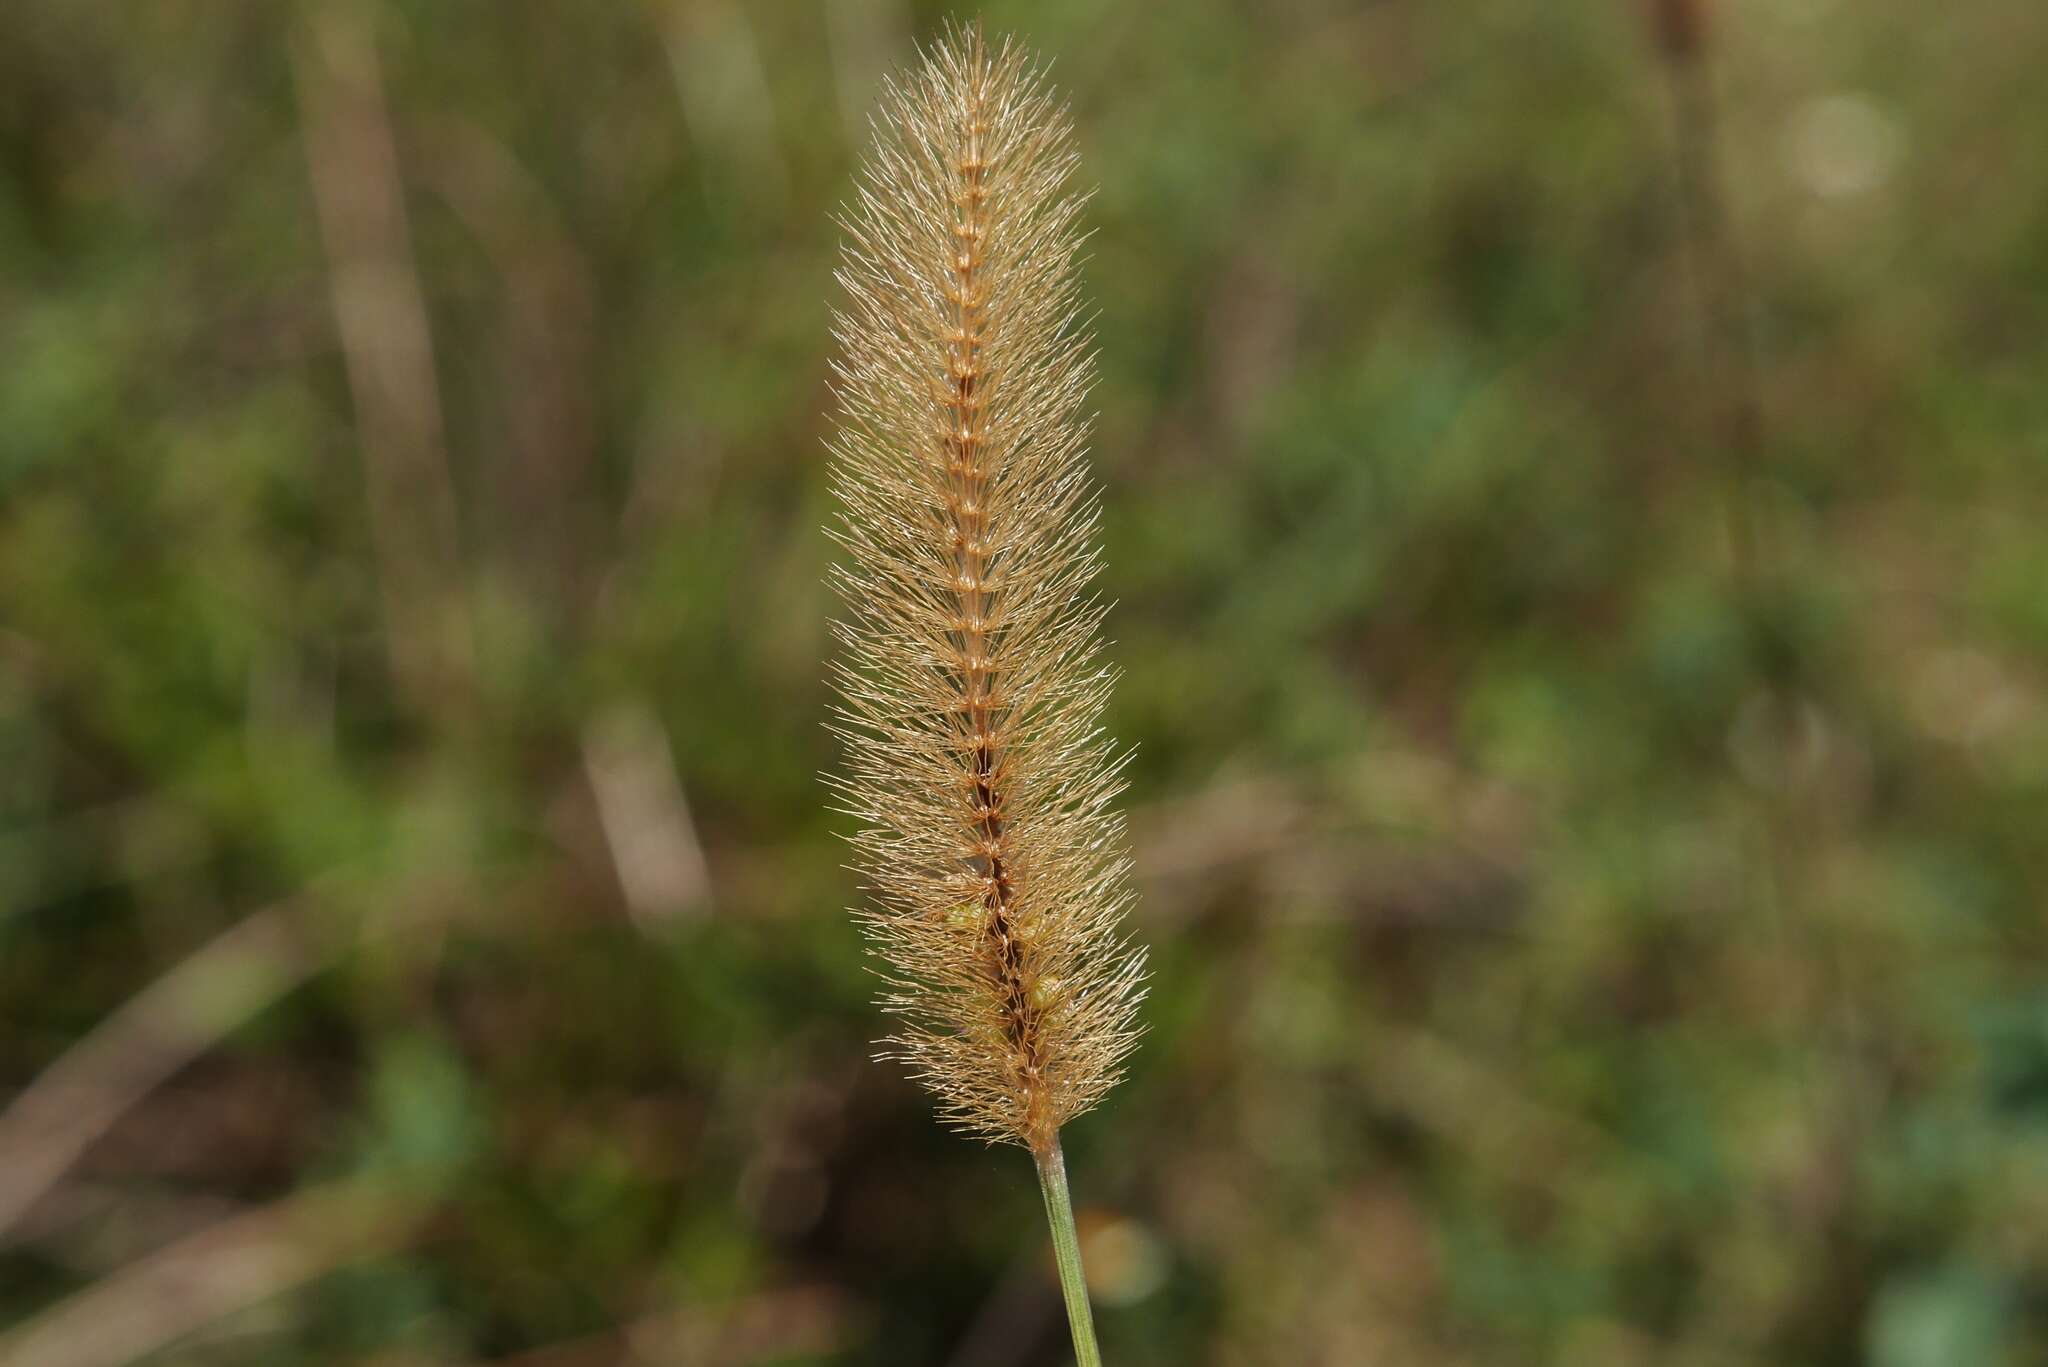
left=1033, top=1135, right=1104, bottom=1367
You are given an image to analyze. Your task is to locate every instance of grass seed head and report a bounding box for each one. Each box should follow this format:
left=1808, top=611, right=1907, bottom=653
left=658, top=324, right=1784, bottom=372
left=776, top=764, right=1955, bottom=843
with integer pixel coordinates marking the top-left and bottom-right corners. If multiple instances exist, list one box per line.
left=825, top=23, right=1146, bottom=1155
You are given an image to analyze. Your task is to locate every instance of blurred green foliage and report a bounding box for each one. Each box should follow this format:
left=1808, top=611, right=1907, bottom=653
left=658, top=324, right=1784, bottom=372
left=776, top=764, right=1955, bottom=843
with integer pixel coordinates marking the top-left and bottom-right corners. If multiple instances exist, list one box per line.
left=3, top=0, right=2047, bottom=1363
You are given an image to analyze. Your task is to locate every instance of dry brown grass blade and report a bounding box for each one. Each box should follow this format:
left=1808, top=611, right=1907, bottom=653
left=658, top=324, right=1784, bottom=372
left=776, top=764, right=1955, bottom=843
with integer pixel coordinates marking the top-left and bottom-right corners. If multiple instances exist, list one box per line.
left=293, top=6, right=474, bottom=720
left=0, top=1179, right=422, bottom=1367
left=0, top=900, right=325, bottom=1241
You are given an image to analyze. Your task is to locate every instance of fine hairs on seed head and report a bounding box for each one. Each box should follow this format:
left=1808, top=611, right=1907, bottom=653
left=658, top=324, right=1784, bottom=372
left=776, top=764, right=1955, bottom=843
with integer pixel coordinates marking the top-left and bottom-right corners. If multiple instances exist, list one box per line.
left=825, top=23, right=1146, bottom=1158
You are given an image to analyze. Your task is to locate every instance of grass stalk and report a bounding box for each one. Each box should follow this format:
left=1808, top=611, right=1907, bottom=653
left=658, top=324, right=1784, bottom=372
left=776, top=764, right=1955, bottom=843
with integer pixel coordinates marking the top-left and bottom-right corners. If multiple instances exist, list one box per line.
left=1034, top=1136, right=1103, bottom=1367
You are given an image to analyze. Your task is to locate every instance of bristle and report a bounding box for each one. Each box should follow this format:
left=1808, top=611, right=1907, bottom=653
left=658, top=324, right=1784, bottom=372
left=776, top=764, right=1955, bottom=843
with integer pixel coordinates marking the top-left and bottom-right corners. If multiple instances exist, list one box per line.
left=826, top=24, right=1145, bottom=1155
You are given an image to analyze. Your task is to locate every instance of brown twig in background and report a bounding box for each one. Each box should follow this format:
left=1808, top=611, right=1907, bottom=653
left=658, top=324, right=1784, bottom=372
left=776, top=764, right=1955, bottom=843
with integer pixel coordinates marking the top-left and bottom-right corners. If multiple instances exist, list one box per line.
left=412, top=114, right=600, bottom=622
left=0, top=900, right=324, bottom=1240
left=579, top=699, right=713, bottom=927
left=0, top=1179, right=422, bottom=1367
left=293, top=7, right=474, bottom=721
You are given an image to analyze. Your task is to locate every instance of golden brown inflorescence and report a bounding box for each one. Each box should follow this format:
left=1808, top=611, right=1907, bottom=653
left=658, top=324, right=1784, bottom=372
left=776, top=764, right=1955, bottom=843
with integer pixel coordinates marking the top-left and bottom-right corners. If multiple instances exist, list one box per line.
left=826, top=26, right=1145, bottom=1156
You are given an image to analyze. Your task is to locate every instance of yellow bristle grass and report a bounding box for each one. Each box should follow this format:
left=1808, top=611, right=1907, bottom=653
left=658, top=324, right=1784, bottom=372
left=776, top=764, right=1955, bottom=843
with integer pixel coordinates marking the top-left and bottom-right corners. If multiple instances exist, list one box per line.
left=824, top=24, right=1146, bottom=1163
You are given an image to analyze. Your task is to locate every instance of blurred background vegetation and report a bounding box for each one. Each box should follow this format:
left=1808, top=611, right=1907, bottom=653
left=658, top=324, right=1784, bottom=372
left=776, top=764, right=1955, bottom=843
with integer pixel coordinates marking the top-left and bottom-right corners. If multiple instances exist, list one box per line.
left=3, top=0, right=2047, bottom=1363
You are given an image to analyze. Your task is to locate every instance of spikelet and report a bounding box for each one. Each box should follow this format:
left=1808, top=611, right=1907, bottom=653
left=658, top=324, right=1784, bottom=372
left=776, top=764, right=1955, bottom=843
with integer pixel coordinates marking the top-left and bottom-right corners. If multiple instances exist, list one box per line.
left=825, top=25, right=1145, bottom=1156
